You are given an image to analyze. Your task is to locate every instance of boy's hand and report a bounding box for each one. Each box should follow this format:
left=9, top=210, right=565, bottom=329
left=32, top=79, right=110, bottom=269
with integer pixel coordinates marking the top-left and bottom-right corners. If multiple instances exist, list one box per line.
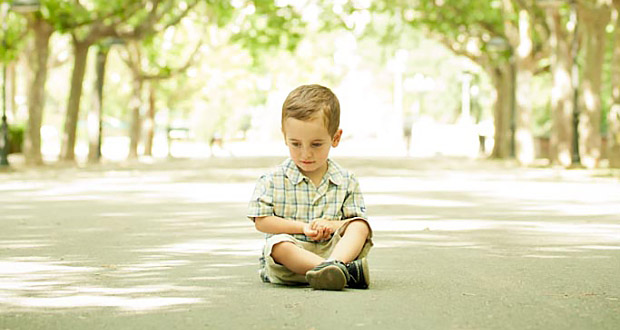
left=303, top=223, right=319, bottom=239
left=308, top=219, right=335, bottom=241
left=303, top=222, right=330, bottom=241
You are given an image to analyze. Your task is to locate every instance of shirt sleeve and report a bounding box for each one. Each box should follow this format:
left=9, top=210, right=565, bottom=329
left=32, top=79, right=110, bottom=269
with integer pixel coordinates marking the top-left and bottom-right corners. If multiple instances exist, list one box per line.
left=247, top=174, right=275, bottom=221
left=341, top=174, right=367, bottom=220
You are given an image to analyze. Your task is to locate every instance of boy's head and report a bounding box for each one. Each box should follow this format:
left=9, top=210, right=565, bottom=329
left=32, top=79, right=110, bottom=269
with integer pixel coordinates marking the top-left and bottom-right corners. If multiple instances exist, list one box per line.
left=281, top=84, right=340, bottom=138
left=281, top=84, right=343, bottom=179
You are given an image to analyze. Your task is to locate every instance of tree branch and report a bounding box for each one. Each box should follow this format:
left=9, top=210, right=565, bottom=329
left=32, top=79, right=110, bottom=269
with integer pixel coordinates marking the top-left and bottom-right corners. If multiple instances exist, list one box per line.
left=143, top=38, right=203, bottom=80
left=158, top=0, right=200, bottom=32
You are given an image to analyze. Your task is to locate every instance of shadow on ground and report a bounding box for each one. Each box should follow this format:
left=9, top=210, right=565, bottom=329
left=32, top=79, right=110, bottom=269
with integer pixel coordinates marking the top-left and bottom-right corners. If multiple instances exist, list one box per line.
left=0, top=156, right=618, bottom=329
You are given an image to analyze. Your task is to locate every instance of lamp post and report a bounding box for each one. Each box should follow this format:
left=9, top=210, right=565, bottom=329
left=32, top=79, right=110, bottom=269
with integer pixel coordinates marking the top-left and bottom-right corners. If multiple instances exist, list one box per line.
left=568, top=0, right=580, bottom=165
left=460, top=71, right=474, bottom=121
left=1, top=0, right=41, bottom=167
left=1, top=2, right=10, bottom=166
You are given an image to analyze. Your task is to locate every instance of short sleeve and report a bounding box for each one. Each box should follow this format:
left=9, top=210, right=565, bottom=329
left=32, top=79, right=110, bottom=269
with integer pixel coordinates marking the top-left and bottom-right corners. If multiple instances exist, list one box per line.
left=247, top=174, right=275, bottom=221
left=341, top=174, right=367, bottom=220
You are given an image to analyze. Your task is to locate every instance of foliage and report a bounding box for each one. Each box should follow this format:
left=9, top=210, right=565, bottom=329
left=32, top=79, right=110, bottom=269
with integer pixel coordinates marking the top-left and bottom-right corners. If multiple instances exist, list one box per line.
left=531, top=73, right=553, bottom=137
left=8, top=123, right=24, bottom=154
left=230, top=0, right=305, bottom=63
left=0, top=10, right=28, bottom=62
left=10, top=0, right=592, bottom=160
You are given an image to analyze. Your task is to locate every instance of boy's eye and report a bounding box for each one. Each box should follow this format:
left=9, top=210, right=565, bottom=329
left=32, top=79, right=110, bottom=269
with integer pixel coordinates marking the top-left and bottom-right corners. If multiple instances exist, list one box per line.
left=291, top=142, right=301, bottom=147
left=312, top=143, right=323, bottom=148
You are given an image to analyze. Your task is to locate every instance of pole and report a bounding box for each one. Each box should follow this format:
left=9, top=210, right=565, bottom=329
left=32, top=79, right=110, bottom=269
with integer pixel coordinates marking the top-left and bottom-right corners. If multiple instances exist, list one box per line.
left=569, top=0, right=581, bottom=165
left=1, top=37, right=9, bottom=166
left=510, top=57, right=516, bottom=158
left=461, top=72, right=472, bottom=120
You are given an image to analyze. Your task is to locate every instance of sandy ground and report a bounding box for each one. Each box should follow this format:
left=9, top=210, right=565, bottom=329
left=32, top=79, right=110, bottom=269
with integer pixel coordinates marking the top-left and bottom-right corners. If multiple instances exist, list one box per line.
left=0, top=156, right=619, bottom=329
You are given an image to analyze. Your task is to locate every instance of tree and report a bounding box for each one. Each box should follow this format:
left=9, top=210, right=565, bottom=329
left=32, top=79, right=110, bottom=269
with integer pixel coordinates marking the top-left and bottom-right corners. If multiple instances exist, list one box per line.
left=119, top=0, right=305, bottom=159
left=392, top=0, right=549, bottom=163
left=609, top=0, right=620, bottom=167
left=86, top=0, right=203, bottom=160
left=87, top=42, right=111, bottom=163
left=542, top=1, right=575, bottom=166
left=25, top=16, right=54, bottom=165
left=56, top=0, right=201, bottom=162
left=379, top=0, right=618, bottom=169
left=370, top=1, right=507, bottom=157
left=1, top=2, right=53, bottom=165
left=121, top=37, right=200, bottom=159
left=577, top=0, right=611, bottom=168
left=12, top=0, right=165, bottom=163
left=507, top=1, right=549, bottom=165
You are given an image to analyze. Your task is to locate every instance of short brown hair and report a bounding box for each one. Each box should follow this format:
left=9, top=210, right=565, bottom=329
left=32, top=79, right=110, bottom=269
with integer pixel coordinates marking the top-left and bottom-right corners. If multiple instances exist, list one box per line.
left=281, top=84, right=340, bottom=137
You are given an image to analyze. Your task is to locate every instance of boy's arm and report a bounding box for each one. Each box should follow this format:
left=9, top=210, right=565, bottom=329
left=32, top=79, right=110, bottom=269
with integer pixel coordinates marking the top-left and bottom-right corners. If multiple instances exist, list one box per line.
left=311, top=217, right=365, bottom=233
left=254, top=216, right=318, bottom=237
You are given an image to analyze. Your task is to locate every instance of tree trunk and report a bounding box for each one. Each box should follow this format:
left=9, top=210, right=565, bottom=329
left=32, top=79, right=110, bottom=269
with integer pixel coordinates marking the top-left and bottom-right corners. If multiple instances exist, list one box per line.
left=144, top=82, right=156, bottom=157
left=128, top=77, right=143, bottom=159
left=609, top=1, right=620, bottom=168
left=490, top=64, right=513, bottom=159
left=25, top=17, right=53, bottom=165
left=7, top=62, right=16, bottom=119
left=546, top=6, right=574, bottom=167
left=61, top=39, right=91, bottom=162
left=88, top=47, right=109, bottom=163
left=577, top=1, right=611, bottom=168
left=514, top=9, right=535, bottom=165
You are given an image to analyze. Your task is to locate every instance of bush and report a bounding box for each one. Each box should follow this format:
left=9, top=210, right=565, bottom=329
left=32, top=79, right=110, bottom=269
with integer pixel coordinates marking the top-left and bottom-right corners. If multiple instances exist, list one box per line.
left=7, top=124, right=24, bottom=154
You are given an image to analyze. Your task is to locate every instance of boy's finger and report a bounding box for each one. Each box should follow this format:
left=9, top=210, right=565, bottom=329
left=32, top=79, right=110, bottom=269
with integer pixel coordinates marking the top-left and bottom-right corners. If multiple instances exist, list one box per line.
left=305, top=227, right=317, bottom=236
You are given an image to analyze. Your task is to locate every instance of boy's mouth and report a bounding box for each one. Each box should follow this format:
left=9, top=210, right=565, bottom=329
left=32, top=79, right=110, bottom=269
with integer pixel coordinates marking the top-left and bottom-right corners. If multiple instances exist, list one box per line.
left=300, top=160, right=314, bottom=165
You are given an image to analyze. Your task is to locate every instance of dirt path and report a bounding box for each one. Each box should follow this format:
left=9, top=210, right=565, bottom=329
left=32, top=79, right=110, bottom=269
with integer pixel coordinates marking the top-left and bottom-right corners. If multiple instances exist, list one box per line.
left=1, top=157, right=619, bottom=329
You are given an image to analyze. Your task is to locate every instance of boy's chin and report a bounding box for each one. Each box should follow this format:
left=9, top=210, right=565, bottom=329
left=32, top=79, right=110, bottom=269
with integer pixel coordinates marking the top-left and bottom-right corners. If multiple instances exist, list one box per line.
left=297, top=163, right=314, bottom=171
left=296, top=162, right=319, bottom=172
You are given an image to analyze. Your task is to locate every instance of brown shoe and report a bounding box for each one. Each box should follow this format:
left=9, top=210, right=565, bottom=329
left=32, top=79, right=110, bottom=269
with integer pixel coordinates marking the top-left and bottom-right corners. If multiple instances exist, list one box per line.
left=305, top=260, right=348, bottom=291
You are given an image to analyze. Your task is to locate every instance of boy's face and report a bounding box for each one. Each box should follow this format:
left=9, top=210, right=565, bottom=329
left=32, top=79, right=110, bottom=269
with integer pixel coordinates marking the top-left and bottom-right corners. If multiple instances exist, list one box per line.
left=283, top=114, right=342, bottom=179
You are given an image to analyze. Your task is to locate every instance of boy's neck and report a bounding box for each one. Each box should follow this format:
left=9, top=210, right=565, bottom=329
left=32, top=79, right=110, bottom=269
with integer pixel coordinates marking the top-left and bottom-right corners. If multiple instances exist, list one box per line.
left=299, top=161, right=329, bottom=187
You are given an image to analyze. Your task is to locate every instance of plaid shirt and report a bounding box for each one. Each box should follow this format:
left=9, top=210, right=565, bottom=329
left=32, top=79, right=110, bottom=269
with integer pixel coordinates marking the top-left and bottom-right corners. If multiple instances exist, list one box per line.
left=248, top=158, right=367, bottom=242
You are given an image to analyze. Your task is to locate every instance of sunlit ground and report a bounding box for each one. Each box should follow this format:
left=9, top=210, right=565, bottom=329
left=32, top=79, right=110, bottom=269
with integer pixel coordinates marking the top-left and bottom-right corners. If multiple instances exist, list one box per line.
left=34, top=116, right=490, bottom=162
left=0, top=155, right=618, bottom=328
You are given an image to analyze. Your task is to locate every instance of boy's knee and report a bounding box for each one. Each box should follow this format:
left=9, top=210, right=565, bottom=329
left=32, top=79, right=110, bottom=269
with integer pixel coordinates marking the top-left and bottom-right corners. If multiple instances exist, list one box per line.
left=270, top=241, right=300, bottom=266
left=346, top=219, right=371, bottom=236
left=271, top=241, right=296, bottom=257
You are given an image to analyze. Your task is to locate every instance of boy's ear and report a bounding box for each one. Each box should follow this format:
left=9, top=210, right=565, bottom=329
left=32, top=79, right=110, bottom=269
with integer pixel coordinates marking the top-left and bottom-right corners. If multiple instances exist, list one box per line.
left=331, top=129, right=343, bottom=147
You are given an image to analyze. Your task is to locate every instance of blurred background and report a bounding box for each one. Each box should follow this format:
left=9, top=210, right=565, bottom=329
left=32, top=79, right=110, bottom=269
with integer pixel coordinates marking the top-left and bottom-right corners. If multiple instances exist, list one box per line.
left=0, top=0, right=619, bottom=168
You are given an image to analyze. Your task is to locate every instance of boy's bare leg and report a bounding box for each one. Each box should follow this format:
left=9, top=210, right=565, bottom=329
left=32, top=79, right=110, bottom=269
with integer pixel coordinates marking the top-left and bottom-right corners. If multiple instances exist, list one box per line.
left=328, top=220, right=370, bottom=263
left=271, top=242, right=324, bottom=275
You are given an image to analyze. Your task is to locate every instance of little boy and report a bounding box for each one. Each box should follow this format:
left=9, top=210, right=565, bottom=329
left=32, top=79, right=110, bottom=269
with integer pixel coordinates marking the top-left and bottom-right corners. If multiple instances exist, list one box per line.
left=247, top=84, right=373, bottom=291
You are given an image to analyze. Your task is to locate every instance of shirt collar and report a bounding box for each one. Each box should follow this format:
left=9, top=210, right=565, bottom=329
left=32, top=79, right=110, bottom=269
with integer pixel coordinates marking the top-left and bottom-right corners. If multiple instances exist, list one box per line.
left=325, top=159, right=344, bottom=185
left=284, top=159, right=304, bottom=184
left=284, top=158, right=344, bottom=186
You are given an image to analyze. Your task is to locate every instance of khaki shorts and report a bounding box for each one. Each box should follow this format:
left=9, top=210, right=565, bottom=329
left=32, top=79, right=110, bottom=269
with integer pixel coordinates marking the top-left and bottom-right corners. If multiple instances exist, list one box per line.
left=259, top=219, right=373, bottom=285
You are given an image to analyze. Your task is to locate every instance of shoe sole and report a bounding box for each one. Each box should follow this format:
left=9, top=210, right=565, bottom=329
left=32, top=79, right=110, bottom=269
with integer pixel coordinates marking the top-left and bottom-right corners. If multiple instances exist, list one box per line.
left=306, top=265, right=346, bottom=291
left=360, top=258, right=370, bottom=289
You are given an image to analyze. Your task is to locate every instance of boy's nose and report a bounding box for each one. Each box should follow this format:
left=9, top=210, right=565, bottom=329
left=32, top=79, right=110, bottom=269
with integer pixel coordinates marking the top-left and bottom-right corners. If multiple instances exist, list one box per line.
left=302, top=146, right=313, bottom=158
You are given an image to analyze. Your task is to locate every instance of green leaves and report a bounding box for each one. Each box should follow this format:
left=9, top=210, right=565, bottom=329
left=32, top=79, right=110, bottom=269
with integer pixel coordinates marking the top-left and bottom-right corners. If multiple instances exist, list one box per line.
left=230, top=1, right=305, bottom=62
left=0, top=8, right=28, bottom=62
